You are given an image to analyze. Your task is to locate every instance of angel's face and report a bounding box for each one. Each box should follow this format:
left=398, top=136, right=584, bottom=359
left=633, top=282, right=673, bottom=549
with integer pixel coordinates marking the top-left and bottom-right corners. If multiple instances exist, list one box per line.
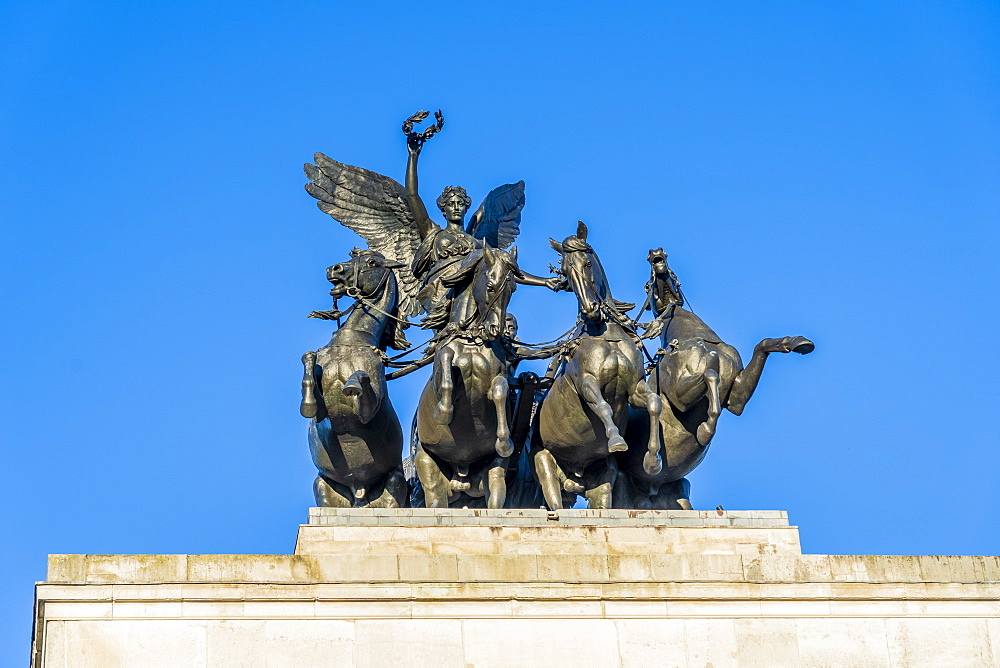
left=441, top=194, right=469, bottom=224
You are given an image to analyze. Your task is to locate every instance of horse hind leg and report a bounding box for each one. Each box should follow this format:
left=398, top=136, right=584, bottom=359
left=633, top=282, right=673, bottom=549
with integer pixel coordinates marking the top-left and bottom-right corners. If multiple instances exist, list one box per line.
left=414, top=446, right=450, bottom=508
left=580, top=373, right=627, bottom=453
left=486, top=456, right=508, bottom=509
left=583, top=456, right=618, bottom=510
left=313, top=475, right=351, bottom=508
left=696, top=369, right=722, bottom=446
left=630, top=380, right=663, bottom=476
left=433, top=348, right=456, bottom=425
left=368, top=468, right=408, bottom=508
left=489, top=374, right=514, bottom=457
left=533, top=449, right=568, bottom=510
left=652, top=478, right=693, bottom=510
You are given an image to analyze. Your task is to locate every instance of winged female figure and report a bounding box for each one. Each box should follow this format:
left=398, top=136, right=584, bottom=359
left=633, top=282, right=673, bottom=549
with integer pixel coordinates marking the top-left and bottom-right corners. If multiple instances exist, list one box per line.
left=303, top=110, right=564, bottom=336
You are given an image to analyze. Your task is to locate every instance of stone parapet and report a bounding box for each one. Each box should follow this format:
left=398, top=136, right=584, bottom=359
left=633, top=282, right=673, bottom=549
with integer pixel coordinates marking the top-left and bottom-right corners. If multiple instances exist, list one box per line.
left=32, top=510, right=1000, bottom=666
left=44, top=552, right=1000, bottom=586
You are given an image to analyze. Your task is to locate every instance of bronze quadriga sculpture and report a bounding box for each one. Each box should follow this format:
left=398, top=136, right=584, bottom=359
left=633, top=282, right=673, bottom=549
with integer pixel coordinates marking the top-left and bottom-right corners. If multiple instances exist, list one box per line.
left=301, top=110, right=814, bottom=511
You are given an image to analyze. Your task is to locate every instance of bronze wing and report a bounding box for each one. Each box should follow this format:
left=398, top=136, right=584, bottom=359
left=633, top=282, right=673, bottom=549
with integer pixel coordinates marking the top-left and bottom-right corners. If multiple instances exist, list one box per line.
left=466, top=180, right=525, bottom=249
left=304, top=153, right=423, bottom=316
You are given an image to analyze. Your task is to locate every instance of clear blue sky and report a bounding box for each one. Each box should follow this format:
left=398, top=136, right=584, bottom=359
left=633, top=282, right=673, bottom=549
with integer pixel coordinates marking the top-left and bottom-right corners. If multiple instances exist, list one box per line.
left=2, top=0, right=998, bottom=660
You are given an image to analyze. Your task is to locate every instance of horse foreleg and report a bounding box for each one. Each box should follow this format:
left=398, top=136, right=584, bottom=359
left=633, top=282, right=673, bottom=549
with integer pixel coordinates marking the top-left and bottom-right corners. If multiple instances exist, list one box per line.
left=433, top=348, right=456, bottom=425
left=630, top=380, right=663, bottom=476
left=414, top=446, right=450, bottom=508
left=583, top=457, right=618, bottom=510
left=343, top=370, right=378, bottom=424
left=664, top=343, right=717, bottom=411
left=487, top=456, right=508, bottom=509
left=726, top=336, right=814, bottom=415
left=300, top=351, right=325, bottom=420
left=533, top=449, right=567, bottom=510
left=489, top=375, right=514, bottom=457
left=697, top=369, right=721, bottom=446
left=580, top=373, right=627, bottom=453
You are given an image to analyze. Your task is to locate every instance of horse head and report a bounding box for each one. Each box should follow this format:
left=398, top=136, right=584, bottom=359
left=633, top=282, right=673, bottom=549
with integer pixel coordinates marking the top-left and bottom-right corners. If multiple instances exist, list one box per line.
left=472, top=245, right=519, bottom=340
left=646, top=247, right=684, bottom=312
left=325, top=248, right=409, bottom=350
left=326, top=248, right=404, bottom=301
left=550, top=221, right=611, bottom=323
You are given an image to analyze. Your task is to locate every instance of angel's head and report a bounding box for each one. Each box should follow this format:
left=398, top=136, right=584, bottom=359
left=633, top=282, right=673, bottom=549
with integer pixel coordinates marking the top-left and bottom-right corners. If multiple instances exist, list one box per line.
left=436, top=186, right=472, bottom=224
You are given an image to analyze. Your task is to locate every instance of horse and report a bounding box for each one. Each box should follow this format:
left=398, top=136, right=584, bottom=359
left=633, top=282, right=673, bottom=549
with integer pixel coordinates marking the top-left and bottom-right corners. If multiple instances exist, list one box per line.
left=299, top=248, right=410, bottom=508
left=533, top=222, right=663, bottom=510
left=413, top=245, right=521, bottom=508
left=616, top=248, right=814, bottom=509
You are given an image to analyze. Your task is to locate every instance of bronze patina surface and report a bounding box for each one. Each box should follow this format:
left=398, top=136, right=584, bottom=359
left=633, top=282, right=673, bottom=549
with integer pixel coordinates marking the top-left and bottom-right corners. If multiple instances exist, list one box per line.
left=302, top=111, right=813, bottom=509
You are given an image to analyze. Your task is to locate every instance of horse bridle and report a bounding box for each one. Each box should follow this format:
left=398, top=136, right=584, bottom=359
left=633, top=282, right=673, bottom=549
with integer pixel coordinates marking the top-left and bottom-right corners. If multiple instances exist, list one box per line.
left=341, top=256, right=391, bottom=300
left=469, top=255, right=515, bottom=332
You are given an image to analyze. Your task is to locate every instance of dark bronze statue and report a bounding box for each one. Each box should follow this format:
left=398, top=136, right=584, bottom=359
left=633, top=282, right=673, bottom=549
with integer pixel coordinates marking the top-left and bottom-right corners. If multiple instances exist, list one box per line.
left=300, top=249, right=410, bottom=507
left=615, top=249, right=814, bottom=509
left=304, top=111, right=564, bottom=508
left=533, top=222, right=663, bottom=510
left=413, top=245, right=522, bottom=508
left=300, top=110, right=815, bottom=511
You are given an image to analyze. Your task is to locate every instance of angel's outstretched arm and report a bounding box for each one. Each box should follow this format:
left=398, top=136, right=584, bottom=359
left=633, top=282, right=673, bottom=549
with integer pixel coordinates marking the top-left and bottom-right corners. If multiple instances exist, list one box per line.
left=405, top=139, right=436, bottom=239
left=514, top=268, right=568, bottom=292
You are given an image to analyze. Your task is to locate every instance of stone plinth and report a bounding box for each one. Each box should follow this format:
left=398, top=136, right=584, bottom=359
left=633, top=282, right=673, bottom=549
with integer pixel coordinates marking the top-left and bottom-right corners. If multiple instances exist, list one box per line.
left=296, top=508, right=801, bottom=559
left=32, top=510, right=1000, bottom=667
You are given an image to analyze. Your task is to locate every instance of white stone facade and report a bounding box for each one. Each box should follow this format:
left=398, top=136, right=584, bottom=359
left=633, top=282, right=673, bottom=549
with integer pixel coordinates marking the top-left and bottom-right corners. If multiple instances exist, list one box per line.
left=32, top=510, right=1000, bottom=666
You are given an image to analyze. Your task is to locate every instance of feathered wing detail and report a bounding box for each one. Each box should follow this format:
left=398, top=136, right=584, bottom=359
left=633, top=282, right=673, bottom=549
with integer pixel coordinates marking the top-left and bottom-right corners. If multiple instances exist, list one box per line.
left=304, top=153, right=423, bottom=316
left=466, top=180, right=525, bottom=249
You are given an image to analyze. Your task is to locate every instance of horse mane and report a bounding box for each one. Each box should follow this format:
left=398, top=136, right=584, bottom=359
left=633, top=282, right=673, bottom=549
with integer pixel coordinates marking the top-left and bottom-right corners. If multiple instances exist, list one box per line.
left=378, top=269, right=411, bottom=351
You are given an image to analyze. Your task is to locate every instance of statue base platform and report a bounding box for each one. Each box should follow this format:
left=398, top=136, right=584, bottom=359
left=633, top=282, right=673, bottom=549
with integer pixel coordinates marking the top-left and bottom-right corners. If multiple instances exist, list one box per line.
left=33, top=509, right=1000, bottom=666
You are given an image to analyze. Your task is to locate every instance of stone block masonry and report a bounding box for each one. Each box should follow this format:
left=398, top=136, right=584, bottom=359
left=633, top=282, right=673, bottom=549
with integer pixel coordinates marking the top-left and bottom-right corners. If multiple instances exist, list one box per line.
left=32, top=510, right=1000, bottom=666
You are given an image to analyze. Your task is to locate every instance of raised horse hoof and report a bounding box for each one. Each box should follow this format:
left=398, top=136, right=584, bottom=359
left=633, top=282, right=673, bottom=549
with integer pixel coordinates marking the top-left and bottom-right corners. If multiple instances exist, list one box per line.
left=608, top=435, right=628, bottom=453
left=642, top=451, right=662, bottom=476
left=496, top=438, right=514, bottom=458
left=784, top=336, right=814, bottom=354
left=696, top=423, right=715, bottom=447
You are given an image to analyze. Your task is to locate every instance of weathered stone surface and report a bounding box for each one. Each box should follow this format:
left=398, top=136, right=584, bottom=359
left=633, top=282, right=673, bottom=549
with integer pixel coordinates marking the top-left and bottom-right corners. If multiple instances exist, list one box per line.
left=32, top=510, right=1000, bottom=666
